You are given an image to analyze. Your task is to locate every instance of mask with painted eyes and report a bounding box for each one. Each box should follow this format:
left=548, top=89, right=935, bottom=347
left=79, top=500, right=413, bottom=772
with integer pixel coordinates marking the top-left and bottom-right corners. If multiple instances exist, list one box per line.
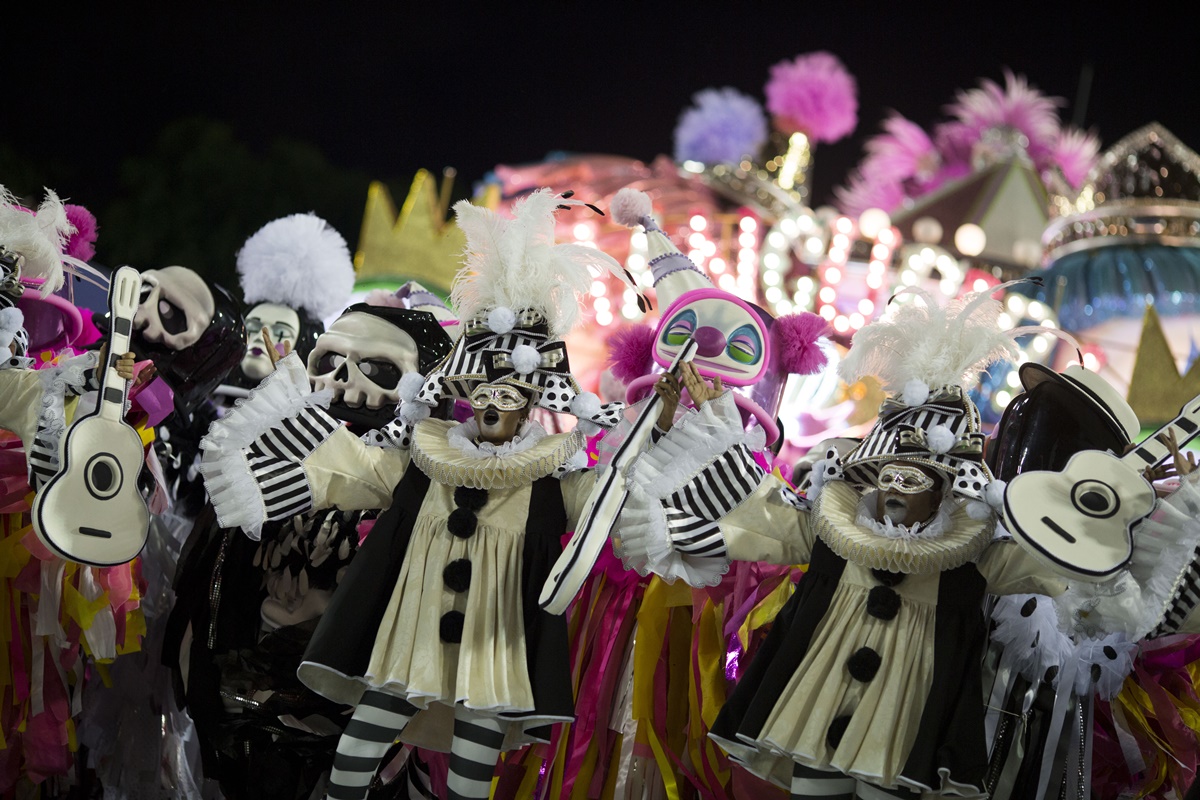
left=242, top=302, right=302, bottom=381
left=654, top=289, right=770, bottom=386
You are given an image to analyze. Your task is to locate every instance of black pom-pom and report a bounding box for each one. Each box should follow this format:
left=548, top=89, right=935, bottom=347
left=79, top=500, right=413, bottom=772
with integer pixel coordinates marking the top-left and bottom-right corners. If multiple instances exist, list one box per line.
left=443, top=559, right=472, bottom=593
left=866, top=586, right=901, bottom=621
left=870, top=568, right=905, bottom=587
left=454, top=486, right=489, bottom=511
left=1044, top=665, right=1059, bottom=683
left=846, top=647, right=882, bottom=682
left=826, top=715, right=852, bottom=749
left=447, top=508, right=477, bottom=539
left=1103, top=645, right=1118, bottom=660
left=439, top=611, right=465, bottom=643
left=1020, top=597, right=1038, bottom=617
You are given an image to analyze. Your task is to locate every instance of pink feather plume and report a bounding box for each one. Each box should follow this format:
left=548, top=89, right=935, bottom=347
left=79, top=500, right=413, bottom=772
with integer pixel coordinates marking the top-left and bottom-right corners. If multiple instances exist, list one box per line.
left=63, top=204, right=98, bottom=261
left=772, top=312, right=829, bottom=375
left=607, top=325, right=657, bottom=384
left=764, top=51, right=858, bottom=144
left=1050, top=127, right=1101, bottom=189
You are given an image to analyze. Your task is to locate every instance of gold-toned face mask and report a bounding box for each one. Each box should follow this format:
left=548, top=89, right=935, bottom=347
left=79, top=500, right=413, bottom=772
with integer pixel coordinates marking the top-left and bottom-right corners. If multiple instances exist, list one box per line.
left=876, top=463, right=939, bottom=495
left=469, top=383, right=530, bottom=412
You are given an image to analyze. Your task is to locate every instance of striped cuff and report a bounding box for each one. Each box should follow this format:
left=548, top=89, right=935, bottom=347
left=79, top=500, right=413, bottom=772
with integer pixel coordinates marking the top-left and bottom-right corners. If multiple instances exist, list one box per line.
left=200, top=353, right=336, bottom=538
left=249, top=406, right=342, bottom=521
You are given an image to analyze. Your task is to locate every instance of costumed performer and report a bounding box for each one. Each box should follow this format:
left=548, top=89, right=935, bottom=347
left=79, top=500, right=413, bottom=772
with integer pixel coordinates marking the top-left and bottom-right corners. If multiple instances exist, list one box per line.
left=199, top=189, right=635, bottom=800
left=616, top=285, right=1116, bottom=799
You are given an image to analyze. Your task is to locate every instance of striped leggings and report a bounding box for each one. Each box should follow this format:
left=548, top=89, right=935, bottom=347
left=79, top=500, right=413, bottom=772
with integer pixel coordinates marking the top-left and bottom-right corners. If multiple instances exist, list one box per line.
left=326, top=690, right=505, bottom=800
left=791, top=763, right=919, bottom=799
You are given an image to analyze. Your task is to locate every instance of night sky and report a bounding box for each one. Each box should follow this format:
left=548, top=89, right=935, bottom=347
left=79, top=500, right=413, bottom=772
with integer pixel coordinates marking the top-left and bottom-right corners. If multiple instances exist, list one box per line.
left=6, top=6, right=1199, bottom=217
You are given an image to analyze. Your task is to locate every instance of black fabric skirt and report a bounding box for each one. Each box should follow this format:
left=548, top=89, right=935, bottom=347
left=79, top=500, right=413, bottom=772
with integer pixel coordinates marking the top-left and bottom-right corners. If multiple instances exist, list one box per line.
left=301, top=468, right=574, bottom=731
left=709, top=537, right=990, bottom=795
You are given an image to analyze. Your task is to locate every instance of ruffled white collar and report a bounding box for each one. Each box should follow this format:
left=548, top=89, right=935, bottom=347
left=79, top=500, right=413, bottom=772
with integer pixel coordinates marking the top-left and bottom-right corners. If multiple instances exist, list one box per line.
left=814, top=480, right=994, bottom=574
left=854, top=490, right=954, bottom=541
left=446, top=418, right=547, bottom=459
left=411, top=418, right=585, bottom=489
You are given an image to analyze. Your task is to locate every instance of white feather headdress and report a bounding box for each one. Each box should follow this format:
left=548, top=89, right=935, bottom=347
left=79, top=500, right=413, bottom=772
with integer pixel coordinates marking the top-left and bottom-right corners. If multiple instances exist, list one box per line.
left=450, top=190, right=632, bottom=337
left=838, top=284, right=1035, bottom=392
left=236, top=213, right=355, bottom=320
left=0, top=185, right=73, bottom=295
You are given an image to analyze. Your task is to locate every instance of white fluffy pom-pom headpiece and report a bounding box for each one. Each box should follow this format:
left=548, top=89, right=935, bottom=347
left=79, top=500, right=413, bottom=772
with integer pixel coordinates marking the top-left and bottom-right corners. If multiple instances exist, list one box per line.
left=237, top=213, right=355, bottom=320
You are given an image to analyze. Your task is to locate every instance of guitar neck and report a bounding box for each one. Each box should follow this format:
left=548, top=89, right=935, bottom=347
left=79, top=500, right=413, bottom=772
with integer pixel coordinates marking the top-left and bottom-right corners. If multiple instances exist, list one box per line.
left=1122, top=395, right=1200, bottom=470
left=98, top=268, right=142, bottom=423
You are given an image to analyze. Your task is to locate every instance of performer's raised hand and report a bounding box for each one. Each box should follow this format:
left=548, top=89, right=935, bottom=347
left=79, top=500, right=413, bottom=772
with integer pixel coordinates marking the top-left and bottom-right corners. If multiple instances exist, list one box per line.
left=678, top=362, right=723, bottom=406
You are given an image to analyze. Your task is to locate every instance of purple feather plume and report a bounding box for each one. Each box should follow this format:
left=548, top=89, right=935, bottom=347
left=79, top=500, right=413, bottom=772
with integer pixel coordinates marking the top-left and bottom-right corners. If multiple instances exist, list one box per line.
left=63, top=204, right=98, bottom=261
left=608, top=325, right=657, bottom=384
left=764, top=51, right=858, bottom=144
left=673, top=87, right=768, bottom=165
left=772, top=312, right=829, bottom=375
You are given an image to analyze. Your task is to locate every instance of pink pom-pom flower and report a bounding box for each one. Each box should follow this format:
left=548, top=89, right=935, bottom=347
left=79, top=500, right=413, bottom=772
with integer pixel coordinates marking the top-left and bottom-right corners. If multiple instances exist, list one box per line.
left=63, top=204, right=98, bottom=262
left=771, top=312, right=829, bottom=375
left=607, top=325, right=657, bottom=384
left=764, top=51, right=858, bottom=144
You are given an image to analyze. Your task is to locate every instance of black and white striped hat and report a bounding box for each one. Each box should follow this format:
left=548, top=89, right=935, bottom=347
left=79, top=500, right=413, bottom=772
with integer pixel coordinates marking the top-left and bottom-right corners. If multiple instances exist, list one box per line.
left=841, top=384, right=992, bottom=503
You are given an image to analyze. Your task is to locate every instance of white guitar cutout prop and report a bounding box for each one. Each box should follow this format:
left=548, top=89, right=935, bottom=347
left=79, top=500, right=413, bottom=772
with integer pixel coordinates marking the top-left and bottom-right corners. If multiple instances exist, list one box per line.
left=539, top=336, right=698, bottom=614
left=1002, top=393, right=1200, bottom=580
left=32, top=267, right=150, bottom=566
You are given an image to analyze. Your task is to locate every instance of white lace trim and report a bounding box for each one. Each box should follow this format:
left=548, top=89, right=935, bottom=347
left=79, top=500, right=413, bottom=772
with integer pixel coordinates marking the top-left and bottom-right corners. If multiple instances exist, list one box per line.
left=445, top=419, right=547, bottom=459
left=626, top=392, right=757, bottom=499
left=853, top=490, right=954, bottom=541
left=31, top=351, right=99, bottom=474
left=199, top=353, right=332, bottom=539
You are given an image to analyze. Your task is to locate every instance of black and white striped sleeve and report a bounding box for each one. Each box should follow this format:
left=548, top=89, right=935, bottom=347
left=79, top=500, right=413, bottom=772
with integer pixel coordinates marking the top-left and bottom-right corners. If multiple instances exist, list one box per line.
left=200, top=353, right=345, bottom=539
left=617, top=393, right=812, bottom=586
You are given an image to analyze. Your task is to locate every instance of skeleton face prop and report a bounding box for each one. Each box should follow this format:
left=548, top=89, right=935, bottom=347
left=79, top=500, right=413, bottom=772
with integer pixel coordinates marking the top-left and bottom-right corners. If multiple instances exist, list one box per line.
left=135, top=266, right=216, bottom=351
left=309, top=311, right=420, bottom=429
left=119, top=267, right=246, bottom=415
left=242, top=302, right=301, bottom=381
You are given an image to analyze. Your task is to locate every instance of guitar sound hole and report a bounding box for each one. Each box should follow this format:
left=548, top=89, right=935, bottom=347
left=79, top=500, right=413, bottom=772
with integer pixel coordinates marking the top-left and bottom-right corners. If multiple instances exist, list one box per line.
left=84, top=454, right=123, bottom=500
left=91, top=462, right=114, bottom=492
left=1070, top=480, right=1119, bottom=519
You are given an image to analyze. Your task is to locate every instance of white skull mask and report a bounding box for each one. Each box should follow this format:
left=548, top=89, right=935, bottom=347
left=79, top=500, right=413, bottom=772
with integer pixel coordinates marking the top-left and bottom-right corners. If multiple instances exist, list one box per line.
left=242, top=302, right=301, bottom=381
left=307, top=311, right=419, bottom=410
left=134, top=266, right=215, bottom=351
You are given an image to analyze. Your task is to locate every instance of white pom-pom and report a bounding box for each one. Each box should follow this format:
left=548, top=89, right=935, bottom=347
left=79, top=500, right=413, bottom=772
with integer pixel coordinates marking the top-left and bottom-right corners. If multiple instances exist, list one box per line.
left=808, top=458, right=832, bottom=499
left=237, top=213, right=355, bottom=320
left=569, top=391, right=601, bottom=420
left=984, top=479, right=1007, bottom=509
left=576, top=419, right=601, bottom=437
left=611, top=188, right=653, bottom=229
left=398, top=372, right=425, bottom=404
left=965, top=499, right=993, bottom=520
left=0, top=306, right=23, bottom=340
left=559, top=449, right=589, bottom=474
left=511, top=344, right=541, bottom=374
left=902, top=379, right=930, bottom=407
left=399, top=400, right=431, bottom=423
left=487, top=306, right=516, bottom=334
left=926, top=424, right=956, bottom=454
